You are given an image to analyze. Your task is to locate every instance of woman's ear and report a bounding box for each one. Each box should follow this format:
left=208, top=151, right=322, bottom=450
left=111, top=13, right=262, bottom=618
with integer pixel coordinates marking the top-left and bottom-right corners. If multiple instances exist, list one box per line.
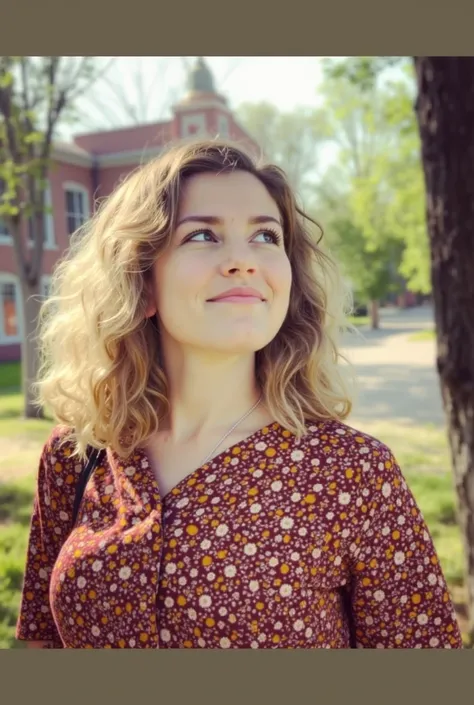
left=145, top=301, right=157, bottom=319
left=143, top=278, right=157, bottom=319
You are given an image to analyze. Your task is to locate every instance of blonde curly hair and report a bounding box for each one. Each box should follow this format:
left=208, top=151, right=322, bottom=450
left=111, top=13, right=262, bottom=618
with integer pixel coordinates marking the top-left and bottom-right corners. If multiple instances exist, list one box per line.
left=34, top=138, right=354, bottom=460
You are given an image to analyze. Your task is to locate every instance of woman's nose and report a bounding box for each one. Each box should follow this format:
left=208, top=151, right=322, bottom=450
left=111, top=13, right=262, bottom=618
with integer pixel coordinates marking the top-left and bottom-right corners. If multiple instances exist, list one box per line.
left=219, top=244, right=258, bottom=275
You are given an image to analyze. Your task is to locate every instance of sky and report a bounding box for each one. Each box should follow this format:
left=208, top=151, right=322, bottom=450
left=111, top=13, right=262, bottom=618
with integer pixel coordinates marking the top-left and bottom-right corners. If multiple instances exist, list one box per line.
left=195, top=56, right=327, bottom=110
left=64, top=56, right=330, bottom=138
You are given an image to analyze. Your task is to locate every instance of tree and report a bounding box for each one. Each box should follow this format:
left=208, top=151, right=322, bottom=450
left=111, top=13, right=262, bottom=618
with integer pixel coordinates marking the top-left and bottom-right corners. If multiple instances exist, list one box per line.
left=319, top=59, right=431, bottom=298
left=237, top=101, right=327, bottom=199
left=74, top=57, right=178, bottom=130
left=414, top=57, right=474, bottom=645
left=324, top=216, right=403, bottom=329
left=316, top=177, right=403, bottom=329
left=0, top=57, right=106, bottom=418
left=313, top=73, right=410, bottom=326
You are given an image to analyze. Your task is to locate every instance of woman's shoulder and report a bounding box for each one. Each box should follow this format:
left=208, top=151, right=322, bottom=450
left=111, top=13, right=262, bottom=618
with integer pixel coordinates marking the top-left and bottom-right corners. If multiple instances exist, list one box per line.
left=296, top=418, right=400, bottom=485
left=37, top=424, right=84, bottom=494
left=302, top=418, right=395, bottom=459
left=294, top=419, right=408, bottom=532
left=42, top=424, right=79, bottom=464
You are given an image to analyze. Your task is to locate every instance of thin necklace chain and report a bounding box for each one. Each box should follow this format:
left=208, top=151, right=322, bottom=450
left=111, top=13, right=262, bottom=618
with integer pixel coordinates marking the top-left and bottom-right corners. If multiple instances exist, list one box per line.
left=200, top=394, right=263, bottom=468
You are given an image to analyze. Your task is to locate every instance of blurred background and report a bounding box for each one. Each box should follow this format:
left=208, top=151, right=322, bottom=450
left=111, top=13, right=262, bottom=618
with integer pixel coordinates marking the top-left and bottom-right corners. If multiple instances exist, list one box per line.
left=0, top=56, right=471, bottom=647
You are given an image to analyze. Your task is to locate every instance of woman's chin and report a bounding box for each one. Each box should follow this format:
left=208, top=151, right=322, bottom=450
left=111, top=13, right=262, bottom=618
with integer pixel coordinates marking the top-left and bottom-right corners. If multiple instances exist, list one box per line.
left=202, top=332, right=273, bottom=355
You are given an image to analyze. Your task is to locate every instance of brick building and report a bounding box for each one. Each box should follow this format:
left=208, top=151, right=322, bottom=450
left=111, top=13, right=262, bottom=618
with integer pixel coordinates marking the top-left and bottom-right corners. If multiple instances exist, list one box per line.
left=0, top=58, right=257, bottom=363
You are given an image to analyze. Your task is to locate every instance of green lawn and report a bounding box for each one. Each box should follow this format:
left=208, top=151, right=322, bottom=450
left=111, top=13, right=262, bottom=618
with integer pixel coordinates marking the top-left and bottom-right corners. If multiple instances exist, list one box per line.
left=347, top=315, right=370, bottom=328
left=408, top=329, right=436, bottom=342
left=0, top=361, right=55, bottom=445
left=0, top=363, right=469, bottom=647
left=0, top=361, right=21, bottom=391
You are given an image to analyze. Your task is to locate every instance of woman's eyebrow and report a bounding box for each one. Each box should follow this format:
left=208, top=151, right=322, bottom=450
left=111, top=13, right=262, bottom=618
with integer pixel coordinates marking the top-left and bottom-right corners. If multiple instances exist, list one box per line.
left=177, top=214, right=282, bottom=227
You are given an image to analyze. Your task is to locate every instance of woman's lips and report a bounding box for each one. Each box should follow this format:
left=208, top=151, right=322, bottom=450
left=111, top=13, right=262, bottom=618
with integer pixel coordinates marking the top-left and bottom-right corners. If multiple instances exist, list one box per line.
left=207, top=287, right=265, bottom=303
left=208, top=295, right=263, bottom=303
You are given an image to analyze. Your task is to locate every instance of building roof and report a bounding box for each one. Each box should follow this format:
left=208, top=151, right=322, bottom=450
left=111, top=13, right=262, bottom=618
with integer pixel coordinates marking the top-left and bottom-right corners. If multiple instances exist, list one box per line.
left=188, top=57, right=216, bottom=94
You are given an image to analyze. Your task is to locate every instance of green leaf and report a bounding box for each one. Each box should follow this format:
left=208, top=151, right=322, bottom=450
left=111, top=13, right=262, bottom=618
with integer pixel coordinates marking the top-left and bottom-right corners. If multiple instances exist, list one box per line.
left=0, top=71, right=14, bottom=89
left=23, top=132, right=44, bottom=145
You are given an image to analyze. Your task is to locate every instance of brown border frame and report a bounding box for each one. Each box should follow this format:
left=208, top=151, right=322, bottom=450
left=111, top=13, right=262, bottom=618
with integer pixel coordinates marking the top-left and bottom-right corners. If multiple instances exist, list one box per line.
left=1, top=0, right=472, bottom=702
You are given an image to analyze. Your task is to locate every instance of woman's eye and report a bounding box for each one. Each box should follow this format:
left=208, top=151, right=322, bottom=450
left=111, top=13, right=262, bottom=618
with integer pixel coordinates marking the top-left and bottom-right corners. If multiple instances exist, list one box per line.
left=187, top=230, right=215, bottom=242
left=253, top=230, right=281, bottom=245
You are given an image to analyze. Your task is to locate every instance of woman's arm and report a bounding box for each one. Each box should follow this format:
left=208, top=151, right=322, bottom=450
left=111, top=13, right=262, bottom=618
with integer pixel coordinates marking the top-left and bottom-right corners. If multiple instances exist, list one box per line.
left=347, top=448, right=463, bottom=648
left=16, top=429, right=70, bottom=648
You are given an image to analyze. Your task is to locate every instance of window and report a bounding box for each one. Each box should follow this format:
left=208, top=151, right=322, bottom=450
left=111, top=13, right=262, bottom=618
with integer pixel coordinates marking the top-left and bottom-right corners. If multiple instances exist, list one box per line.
left=0, top=276, right=22, bottom=343
left=64, top=183, right=89, bottom=235
left=0, top=181, right=11, bottom=243
left=181, top=113, right=207, bottom=137
left=27, top=183, right=55, bottom=248
left=217, top=114, right=230, bottom=137
left=0, top=218, right=9, bottom=239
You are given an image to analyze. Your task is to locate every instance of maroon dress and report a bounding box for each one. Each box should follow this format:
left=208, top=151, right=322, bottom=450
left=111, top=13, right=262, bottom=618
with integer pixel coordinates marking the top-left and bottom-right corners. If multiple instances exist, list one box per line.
left=16, top=420, right=463, bottom=648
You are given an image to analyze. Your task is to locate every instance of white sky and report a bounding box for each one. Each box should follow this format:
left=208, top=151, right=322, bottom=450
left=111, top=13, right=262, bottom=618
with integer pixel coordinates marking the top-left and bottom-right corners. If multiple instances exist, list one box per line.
left=197, top=56, right=327, bottom=111
left=64, top=56, right=330, bottom=138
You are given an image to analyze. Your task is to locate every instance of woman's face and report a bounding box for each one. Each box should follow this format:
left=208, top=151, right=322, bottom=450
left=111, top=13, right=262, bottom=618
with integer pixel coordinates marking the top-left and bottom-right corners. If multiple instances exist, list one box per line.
left=147, top=170, right=292, bottom=357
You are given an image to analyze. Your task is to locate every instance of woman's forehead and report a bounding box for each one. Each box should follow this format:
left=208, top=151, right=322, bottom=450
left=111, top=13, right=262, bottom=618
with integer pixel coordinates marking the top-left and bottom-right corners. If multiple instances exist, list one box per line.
left=178, top=171, right=280, bottom=220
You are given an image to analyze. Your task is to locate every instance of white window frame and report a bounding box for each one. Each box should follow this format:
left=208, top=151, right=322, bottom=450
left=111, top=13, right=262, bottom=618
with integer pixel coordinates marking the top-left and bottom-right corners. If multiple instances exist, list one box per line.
left=27, top=181, right=56, bottom=250
left=0, top=180, right=12, bottom=245
left=63, top=181, right=90, bottom=236
left=1, top=180, right=56, bottom=249
left=0, top=273, right=24, bottom=345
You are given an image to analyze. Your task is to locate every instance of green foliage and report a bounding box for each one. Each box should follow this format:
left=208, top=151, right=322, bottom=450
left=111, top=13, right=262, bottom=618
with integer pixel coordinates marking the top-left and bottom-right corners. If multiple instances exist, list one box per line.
left=0, top=57, right=106, bottom=239
left=314, top=58, right=431, bottom=297
left=323, top=56, right=410, bottom=91
left=326, top=217, right=403, bottom=302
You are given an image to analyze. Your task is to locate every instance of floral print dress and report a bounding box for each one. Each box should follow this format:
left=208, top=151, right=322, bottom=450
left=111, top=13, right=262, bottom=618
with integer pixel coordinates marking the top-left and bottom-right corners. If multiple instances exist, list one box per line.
left=16, top=420, right=463, bottom=648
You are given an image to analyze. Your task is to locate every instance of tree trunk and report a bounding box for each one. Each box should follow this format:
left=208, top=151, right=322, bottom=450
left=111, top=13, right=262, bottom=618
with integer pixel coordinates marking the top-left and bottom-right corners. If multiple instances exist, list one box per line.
left=369, top=300, right=379, bottom=329
left=20, top=277, right=44, bottom=419
left=414, top=57, right=474, bottom=645
left=8, top=207, right=47, bottom=420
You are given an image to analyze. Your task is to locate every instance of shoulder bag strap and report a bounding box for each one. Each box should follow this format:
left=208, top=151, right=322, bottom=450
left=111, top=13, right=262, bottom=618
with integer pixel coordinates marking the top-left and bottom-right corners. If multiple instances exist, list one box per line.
left=71, top=446, right=105, bottom=528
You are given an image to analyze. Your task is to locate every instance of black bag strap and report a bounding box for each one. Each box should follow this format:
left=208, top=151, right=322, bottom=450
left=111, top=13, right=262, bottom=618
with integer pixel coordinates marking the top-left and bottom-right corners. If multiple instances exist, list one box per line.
left=342, top=581, right=357, bottom=648
left=71, top=445, right=106, bottom=528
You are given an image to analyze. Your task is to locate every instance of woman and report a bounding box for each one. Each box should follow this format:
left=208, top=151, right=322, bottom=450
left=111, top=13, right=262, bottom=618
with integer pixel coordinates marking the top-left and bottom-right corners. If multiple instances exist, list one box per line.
left=17, top=139, right=462, bottom=649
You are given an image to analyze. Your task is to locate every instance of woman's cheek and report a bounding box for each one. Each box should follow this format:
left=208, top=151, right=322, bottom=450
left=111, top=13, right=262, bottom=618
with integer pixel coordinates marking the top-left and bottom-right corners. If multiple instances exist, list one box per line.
left=268, top=255, right=292, bottom=295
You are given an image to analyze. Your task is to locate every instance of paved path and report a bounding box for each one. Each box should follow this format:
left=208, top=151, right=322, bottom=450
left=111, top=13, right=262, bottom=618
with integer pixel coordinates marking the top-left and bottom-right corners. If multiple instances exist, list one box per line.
left=341, top=306, right=444, bottom=427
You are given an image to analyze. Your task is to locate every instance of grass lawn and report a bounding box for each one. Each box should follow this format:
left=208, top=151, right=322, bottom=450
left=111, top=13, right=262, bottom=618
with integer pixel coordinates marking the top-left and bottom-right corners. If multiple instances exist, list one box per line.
left=0, top=362, right=470, bottom=647
left=0, top=361, right=21, bottom=391
left=347, top=315, right=370, bottom=328
left=408, top=329, right=436, bottom=342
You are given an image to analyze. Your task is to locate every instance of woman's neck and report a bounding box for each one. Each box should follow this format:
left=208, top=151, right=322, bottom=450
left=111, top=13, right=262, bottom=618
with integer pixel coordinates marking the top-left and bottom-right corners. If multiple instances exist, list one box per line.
left=159, top=344, right=263, bottom=443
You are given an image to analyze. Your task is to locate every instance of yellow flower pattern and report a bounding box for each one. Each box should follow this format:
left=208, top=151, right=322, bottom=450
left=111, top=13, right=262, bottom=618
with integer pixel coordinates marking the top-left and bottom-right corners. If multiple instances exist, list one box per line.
left=16, top=421, right=463, bottom=648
